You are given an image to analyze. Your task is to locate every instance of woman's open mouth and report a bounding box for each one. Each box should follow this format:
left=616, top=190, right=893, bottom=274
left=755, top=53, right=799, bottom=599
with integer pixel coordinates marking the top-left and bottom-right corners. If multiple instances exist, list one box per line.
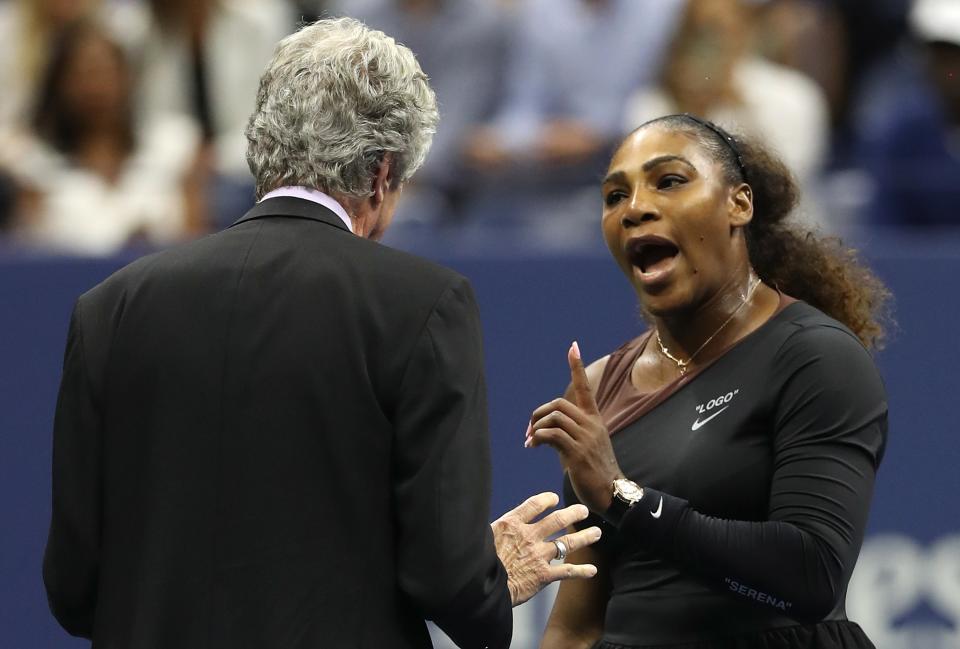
left=626, top=236, right=680, bottom=286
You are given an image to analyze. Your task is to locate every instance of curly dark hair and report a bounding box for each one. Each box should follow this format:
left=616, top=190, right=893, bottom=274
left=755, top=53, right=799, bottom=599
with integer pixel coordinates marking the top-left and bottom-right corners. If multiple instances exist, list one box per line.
left=637, top=114, right=892, bottom=350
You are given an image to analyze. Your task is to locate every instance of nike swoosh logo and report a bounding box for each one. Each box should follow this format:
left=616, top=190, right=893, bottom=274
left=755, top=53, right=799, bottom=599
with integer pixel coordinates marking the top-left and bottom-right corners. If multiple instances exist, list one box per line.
left=650, top=496, right=663, bottom=519
left=691, top=405, right=729, bottom=431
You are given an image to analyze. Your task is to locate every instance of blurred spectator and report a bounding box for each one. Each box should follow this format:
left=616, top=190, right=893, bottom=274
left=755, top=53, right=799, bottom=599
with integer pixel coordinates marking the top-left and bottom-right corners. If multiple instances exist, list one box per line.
left=855, top=0, right=960, bottom=227
left=466, top=0, right=684, bottom=175
left=0, top=170, right=19, bottom=232
left=753, top=1, right=848, bottom=129
left=755, top=0, right=911, bottom=160
left=625, top=0, right=829, bottom=194
left=0, top=0, right=140, bottom=130
left=332, top=0, right=508, bottom=225
left=0, top=20, right=203, bottom=255
left=287, top=0, right=335, bottom=22
left=135, top=0, right=294, bottom=224
left=456, top=0, right=685, bottom=242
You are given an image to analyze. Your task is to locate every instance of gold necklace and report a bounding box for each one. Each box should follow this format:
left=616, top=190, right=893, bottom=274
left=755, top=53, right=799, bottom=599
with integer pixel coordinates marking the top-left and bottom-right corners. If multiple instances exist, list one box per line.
left=656, top=275, right=761, bottom=376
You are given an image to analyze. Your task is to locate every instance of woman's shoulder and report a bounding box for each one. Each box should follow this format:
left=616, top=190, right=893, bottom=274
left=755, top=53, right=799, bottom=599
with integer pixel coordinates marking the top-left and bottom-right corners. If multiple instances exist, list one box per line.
left=602, top=333, right=652, bottom=373
left=769, top=302, right=882, bottom=384
left=589, top=334, right=652, bottom=401
left=774, top=301, right=868, bottom=352
left=583, top=354, right=611, bottom=394
left=564, top=334, right=648, bottom=400
left=562, top=354, right=611, bottom=402
left=721, top=300, right=881, bottom=389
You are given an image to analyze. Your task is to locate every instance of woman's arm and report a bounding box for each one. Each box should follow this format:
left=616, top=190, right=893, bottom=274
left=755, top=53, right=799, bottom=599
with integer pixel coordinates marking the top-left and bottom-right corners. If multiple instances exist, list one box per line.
left=538, top=355, right=612, bottom=648
left=615, top=326, right=887, bottom=620
left=540, top=540, right=610, bottom=649
left=531, top=329, right=887, bottom=622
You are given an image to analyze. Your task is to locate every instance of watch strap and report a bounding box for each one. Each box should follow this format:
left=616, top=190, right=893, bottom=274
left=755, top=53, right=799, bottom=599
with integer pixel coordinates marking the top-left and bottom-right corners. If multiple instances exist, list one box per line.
left=603, top=495, right=632, bottom=527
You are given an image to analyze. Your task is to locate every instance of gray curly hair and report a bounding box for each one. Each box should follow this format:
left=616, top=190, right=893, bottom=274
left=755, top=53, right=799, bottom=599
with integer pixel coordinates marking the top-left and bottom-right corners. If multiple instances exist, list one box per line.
left=245, top=18, right=439, bottom=200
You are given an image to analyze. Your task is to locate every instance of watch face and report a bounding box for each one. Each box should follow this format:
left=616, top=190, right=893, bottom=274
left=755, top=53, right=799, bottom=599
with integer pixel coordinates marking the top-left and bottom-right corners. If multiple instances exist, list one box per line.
left=614, top=479, right=643, bottom=503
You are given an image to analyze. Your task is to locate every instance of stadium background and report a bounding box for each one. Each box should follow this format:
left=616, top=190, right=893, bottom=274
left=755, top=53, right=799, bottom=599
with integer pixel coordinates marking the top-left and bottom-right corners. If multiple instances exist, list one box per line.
left=1, top=0, right=958, bottom=647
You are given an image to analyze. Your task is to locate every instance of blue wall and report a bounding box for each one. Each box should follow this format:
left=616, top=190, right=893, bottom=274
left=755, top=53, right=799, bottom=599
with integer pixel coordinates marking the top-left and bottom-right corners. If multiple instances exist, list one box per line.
left=1, top=232, right=958, bottom=648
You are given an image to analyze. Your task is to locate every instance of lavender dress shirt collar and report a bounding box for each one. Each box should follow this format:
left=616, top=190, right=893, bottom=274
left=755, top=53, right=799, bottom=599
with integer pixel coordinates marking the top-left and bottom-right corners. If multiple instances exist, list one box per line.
left=260, top=186, right=354, bottom=234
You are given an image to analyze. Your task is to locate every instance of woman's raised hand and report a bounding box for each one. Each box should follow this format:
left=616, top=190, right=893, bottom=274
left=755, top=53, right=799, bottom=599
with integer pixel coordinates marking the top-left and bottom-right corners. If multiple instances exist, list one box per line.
left=526, top=342, right=622, bottom=514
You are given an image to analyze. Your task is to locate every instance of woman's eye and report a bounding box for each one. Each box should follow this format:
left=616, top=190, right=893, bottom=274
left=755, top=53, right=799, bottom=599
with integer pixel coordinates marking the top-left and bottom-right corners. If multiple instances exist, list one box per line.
left=657, top=175, right=686, bottom=190
left=604, top=190, right=626, bottom=207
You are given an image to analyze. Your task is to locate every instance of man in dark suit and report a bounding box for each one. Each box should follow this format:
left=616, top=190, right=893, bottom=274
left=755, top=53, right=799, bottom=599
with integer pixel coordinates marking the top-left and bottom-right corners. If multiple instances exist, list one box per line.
left=43, top=17, right=600, bottom=649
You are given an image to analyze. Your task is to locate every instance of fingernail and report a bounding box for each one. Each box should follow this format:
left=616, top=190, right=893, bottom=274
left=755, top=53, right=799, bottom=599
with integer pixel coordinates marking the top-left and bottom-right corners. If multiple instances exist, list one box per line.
left=571, top=341, right=581, bottom=359
left=592, top=527, right=603, bottom=540
left=524, top=437, right=532, bottom=448
left=525, top=422, right=531, bottom=438
left=586, top=565, right=598, bottom=577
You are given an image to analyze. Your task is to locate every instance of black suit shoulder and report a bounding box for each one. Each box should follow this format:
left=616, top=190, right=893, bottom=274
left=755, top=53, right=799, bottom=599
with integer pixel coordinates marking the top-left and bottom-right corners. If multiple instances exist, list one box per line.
left=79, top=217, right=473, bottom=361
left=87, top=217, right=467, bottom=318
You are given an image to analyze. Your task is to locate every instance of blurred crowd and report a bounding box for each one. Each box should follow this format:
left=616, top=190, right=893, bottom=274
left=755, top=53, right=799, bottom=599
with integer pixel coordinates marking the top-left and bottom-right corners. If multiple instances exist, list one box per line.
left=0, top=0, right=955, bottom=257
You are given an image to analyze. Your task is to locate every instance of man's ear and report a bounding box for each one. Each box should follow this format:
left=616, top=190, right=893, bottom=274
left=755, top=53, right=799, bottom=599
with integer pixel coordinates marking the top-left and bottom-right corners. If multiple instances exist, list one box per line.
left=370, top=152, right=397, bottom=208
left=728, top=183, right=753, bottom=229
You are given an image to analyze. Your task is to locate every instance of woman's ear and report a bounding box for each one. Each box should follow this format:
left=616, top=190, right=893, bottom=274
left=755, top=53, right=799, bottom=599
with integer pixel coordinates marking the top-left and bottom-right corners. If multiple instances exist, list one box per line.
left=728, top=183, right=753, bottom=228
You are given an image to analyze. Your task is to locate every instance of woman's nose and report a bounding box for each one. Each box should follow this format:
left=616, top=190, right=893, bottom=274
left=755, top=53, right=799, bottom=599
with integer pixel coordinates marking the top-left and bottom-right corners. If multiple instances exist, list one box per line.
left=621, top=196, right=659, bottom=228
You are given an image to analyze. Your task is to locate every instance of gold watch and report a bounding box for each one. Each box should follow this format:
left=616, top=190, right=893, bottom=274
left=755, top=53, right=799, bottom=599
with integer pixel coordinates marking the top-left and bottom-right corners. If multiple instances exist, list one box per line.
left=604, top=478, right=644, bottom=527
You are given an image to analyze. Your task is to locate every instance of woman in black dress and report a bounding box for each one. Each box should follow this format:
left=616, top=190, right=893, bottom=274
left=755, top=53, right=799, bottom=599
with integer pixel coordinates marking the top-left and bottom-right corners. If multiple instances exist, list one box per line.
left=527, top=114, right=891, bottom=649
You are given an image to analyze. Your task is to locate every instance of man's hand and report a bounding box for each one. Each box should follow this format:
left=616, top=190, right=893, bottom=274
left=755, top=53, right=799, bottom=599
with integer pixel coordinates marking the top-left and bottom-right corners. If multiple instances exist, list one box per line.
left=491, top=492, right=601, bottom=606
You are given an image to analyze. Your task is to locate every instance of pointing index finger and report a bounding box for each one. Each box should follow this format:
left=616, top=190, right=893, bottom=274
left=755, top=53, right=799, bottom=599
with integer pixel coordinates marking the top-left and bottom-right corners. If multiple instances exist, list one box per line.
left=568, top=341, right=599, bottom=415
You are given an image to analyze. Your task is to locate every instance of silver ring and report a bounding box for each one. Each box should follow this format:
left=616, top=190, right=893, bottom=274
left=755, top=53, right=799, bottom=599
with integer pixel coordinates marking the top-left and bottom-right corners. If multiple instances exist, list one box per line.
left=553, top=539, right=568, bottom=561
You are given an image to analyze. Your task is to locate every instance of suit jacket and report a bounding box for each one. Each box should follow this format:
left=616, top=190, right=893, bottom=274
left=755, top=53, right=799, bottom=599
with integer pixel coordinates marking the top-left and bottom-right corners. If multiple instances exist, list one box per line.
left=43, top=197, right=512, bottom=649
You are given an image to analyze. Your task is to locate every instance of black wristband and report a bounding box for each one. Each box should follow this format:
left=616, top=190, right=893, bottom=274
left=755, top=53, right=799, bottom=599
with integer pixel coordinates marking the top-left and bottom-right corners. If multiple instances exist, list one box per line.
left=603, top=496, right=633, bottom=528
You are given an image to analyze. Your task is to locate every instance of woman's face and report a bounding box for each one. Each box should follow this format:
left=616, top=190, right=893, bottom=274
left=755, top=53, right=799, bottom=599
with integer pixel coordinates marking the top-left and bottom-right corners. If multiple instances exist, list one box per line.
left=60, top=33, right=129, bottom=122
left=601, top=125, right=752, bottom=317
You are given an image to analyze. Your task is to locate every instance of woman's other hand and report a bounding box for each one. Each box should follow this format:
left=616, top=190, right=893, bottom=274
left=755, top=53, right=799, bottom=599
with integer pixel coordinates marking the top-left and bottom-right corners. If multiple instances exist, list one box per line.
left=527, top=342, right=621, bottom=514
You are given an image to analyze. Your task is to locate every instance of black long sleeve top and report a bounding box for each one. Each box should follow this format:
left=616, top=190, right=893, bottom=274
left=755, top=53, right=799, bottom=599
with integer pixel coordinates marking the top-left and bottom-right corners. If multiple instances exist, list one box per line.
left=565, top=300, right=886, bottom=647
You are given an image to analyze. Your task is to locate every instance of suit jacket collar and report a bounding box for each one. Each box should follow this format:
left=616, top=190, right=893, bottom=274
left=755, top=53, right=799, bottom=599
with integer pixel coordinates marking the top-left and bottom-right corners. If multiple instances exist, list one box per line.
left=230, top=196, right=352, bottom=234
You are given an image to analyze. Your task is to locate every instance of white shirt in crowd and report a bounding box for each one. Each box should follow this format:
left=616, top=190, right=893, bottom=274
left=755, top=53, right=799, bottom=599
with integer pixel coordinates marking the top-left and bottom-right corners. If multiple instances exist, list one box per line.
left=0, top=115, right=199, bottom=256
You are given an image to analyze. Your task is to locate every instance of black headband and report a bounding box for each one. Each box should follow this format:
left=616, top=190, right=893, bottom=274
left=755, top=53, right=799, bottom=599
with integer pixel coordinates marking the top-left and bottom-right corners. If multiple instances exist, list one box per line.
left=678, top=113, right=748, bottom=183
